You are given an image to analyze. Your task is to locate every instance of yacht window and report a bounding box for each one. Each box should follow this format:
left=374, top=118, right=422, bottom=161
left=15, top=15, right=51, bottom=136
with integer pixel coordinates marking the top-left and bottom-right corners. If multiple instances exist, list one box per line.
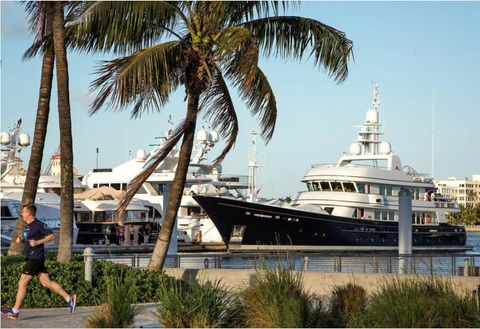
left=386, top=186, right=393, bottom=196
left=324, top=207, right=334, bottom=214
left=388, top=211, right=395, bottom=221
left=145, top=206, right=162, bottom=219
left=121, top=183, right=127, bottom=191
left=331, top=182, right=343, bottom=192
left=374, top=210, right=381, bottom=220
left=370, top=185, right=379, bottom=194
left=320, top=182, right=331, bottom=191
left=105, top=212, right=115, bottom=222
left=93, top=184, right=98, bottom=188
left=94, top=212, right=105, bottom=222
left=99, top=183, right=109, bottom=188
left=381, top=211, right=388, bottom=221
left=343, top=182, right=355, bottom=192
left=150, top=183, right=164, bottom=195
left=76, top=212, right=90, bottom=223
left=312, top=182, right=319, bottom=191
left=187, top=207, right=202, bottom=216
left=356, top=183, right=366, bottom=193
left=306, top=182, right=312, bottom=191
left=110, top=183, right=121, bottom=190
left=379, top=185, right=386, bottom=195
left=1, top=206, right=12, bottom=218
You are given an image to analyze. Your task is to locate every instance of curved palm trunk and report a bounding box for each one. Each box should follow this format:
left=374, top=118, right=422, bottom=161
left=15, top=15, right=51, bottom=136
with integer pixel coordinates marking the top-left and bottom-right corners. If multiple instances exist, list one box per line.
left=147, top=92, right=199, bottom=271
left=8, top=3, right=55, bottom=256
left=52, top=1, right=73, bottom=263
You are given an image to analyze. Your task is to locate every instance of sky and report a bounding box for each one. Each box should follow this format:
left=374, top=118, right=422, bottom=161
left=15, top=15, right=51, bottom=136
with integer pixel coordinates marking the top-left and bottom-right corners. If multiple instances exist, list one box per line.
left=1, top=1, right=479, bottom=199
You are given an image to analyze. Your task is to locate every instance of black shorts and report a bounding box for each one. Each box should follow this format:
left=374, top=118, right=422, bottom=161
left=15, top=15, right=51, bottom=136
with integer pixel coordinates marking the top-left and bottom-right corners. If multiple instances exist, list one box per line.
left=22, top=258, right=48, bottom=276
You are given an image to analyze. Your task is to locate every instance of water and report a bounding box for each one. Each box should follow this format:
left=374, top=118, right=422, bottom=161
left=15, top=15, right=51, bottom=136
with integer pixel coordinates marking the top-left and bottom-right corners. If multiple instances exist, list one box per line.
left=466, top=232, right=480, bottom=253
left=99, top=233, right=480, bottom=276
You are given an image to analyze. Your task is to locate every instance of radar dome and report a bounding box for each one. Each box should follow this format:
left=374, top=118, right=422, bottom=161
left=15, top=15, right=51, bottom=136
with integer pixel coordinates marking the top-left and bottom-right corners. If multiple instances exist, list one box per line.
left=379, top=141, right=391, bottom=154
left=365, top=109, right=378, bottom=124
left=136, top=149, right=147, bottom=161
left=197, top=129, right=208, bottom=142
left=18, top=133, right=30, bottom=147
left=349, top=142, right=361, bottom=155
left=0, top=132, right=11, bottom=145
left=209, top=131, right=219, bottom=143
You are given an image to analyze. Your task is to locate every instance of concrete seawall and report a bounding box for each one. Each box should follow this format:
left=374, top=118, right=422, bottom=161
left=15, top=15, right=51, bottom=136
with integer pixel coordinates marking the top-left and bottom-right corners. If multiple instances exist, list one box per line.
left=165, top=268, right=480, bottom=296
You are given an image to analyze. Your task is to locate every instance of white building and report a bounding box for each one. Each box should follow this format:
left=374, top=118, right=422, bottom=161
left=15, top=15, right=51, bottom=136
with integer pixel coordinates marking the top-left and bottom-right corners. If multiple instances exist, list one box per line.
left=436, top=175, right=480, bottom=207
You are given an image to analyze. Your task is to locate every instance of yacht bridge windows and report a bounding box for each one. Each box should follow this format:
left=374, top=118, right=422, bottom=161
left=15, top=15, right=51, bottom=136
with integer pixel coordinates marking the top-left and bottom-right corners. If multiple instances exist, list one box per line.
left=305, top=180, right=430, bottom=201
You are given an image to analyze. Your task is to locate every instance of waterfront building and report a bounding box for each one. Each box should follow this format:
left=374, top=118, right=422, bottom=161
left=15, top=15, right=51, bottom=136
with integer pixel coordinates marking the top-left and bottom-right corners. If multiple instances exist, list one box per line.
left=436, top=175, right=480, bottom=207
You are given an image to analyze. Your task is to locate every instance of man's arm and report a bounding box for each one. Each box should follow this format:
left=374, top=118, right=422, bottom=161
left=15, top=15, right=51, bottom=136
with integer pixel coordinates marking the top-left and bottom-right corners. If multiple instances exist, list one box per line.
left=29, top=234, right=55, bottom=247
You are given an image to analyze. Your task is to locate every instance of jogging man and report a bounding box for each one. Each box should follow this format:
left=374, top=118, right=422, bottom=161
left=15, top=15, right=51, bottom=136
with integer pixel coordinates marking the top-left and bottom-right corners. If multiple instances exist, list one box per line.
left=1, top=204, right=76, bottom=320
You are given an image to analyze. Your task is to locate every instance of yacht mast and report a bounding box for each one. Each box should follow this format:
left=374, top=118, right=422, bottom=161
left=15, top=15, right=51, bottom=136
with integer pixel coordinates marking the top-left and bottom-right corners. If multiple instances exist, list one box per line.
left=248, top=130, right=260, bottom=202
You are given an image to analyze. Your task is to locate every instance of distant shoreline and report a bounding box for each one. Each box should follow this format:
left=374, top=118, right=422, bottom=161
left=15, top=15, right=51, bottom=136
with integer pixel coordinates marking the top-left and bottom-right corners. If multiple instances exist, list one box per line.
left=465, top=226, right=480, bottom=233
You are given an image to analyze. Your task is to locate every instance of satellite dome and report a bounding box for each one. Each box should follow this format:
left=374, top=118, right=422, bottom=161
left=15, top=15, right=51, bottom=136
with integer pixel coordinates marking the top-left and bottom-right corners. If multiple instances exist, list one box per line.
left=365, top=109, right=378, bottom=124
left=209, top=131, right=219, bottom=143
left=349, top=142, right=361, bottom=155
left=0, top=132, right=11, bottom=146
left=18, top=133, right=30, bottom=147
left=379, top=141, right=391, bottom=154
left=197, top=129, right=208, bottom=142
left=136, top=149, right=147, bottom=161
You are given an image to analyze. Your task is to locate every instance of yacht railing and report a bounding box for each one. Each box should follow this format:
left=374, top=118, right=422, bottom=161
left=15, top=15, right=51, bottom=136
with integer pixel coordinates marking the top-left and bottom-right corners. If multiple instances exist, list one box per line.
left=311, top=163, right=391, bottom=170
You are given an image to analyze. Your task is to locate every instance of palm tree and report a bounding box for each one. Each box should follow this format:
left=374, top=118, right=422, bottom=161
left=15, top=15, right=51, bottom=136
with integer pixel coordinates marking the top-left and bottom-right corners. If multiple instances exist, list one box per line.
left=73, top=1, right=353, bottom=270
left=8, top=2, right=55, bottom=256
left=51, top=1, right=74, bottom=263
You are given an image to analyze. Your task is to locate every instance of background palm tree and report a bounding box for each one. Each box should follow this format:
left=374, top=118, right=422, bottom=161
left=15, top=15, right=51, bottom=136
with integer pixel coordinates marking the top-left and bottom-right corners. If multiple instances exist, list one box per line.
left=72, top=1, right=353, bottom=270
left=8, top=2, right=55, bottom=256
left=51, top=1, right=74, bottom=263
left=8, top=2, right=75, bottom=262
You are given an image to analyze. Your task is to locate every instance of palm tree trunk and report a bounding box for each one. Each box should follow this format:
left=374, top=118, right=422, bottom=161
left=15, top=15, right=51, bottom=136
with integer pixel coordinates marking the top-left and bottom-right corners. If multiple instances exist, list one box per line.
left=147, top=92, right=199, bottom=271
left=52, top=1, right=73, bottom=263
left=8, top=3, right=55, bottom=256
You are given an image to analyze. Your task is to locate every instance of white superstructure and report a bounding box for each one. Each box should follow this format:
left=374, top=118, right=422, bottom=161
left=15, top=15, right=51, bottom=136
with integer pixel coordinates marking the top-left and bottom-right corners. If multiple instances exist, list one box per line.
left=295, top=85, right=459, bottom=225
left=81, top=119, right=248, bottom=243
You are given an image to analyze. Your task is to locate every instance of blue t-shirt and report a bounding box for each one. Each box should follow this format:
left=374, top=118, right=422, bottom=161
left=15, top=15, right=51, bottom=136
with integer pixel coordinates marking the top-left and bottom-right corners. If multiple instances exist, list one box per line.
left=23, top=219, right=52, bottom=260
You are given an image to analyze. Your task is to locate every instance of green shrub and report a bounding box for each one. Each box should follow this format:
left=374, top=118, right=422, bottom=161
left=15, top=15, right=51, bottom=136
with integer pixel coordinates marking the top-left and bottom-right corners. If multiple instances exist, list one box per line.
left=156, top=278, right=241, bottom=328
left=329, top=282, right=367, bottom=327
left=241, top=267, right=324, bottom=328
left=349, top=276, right=480, bottom=328
left=84, top=270, right=139, bottom=328
left=1, top=254, right=171, bottom=308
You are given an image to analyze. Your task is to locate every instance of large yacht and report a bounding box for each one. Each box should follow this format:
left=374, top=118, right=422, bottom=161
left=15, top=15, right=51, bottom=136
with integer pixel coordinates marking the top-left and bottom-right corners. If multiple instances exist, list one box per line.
left=81, top=117, right=248, bottom=244
left=1, top=120, right=79, bottom=247
left=193, top=86, right=467, bottom=251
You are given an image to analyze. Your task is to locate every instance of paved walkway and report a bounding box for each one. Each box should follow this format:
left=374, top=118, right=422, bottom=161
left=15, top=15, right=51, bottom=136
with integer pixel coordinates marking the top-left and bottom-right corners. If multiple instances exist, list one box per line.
left=0, top=303, right=160, bottom=328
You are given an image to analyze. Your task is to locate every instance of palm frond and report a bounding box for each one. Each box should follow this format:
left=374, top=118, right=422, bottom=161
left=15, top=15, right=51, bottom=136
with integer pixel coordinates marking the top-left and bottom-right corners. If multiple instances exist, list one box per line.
left=244, top=16, right=353, bottom=82
left=90, top=41, right=183, bottom=117
left=236, top=66, right=277, bottom=142
left=117, top=113, right=197, bottom=213
left=200, top=66, right=239, bottom=165
left=218, top=28, right=277, bottom=142
left=222, top=1, right=294, bottom=25
left=70, top=1, right=182, bottom=55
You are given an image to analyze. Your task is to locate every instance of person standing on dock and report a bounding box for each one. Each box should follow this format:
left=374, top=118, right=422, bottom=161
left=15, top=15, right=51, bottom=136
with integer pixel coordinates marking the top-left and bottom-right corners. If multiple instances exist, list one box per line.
left=1, top=204, right=77, bottom=320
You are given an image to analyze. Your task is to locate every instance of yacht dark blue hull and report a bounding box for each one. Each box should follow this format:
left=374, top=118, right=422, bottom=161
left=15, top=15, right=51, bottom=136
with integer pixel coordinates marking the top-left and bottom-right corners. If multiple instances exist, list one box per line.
left=193, top=195, right=467, bottom=250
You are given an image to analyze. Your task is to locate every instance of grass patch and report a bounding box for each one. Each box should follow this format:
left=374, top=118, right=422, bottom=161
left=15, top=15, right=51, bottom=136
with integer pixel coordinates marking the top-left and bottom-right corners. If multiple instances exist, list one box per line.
left=241, top=267, right=325, bottom=328
left=156, top=278, right=241, bottom=328
left=349, top=276, right=480, bottom=328
left=83, top=270, right=139, bottom=328
left=329, top=282, right=367, bottom=327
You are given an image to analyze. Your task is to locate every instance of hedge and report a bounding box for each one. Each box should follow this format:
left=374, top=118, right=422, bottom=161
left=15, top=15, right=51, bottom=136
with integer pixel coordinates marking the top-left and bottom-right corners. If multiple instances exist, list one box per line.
left=0, top=254, right=173, bottom=308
